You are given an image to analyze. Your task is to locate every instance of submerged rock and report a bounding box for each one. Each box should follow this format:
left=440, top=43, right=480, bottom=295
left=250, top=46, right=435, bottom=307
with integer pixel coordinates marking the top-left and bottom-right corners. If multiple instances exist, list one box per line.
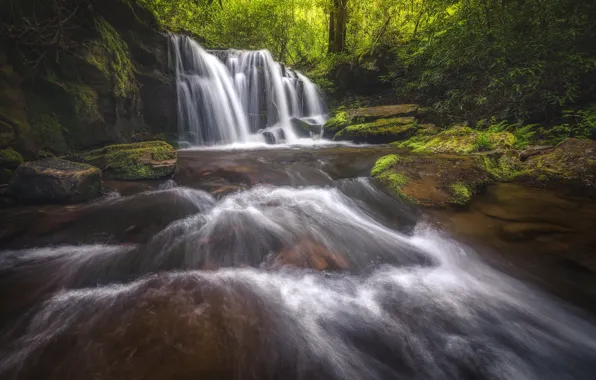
left=371, top=153, right=494, bottom=207
left=78, top=141, right=177, bottom=180
left=9, top=158, right=101, bottom=203
left=334, top=117, right=417, bottom=144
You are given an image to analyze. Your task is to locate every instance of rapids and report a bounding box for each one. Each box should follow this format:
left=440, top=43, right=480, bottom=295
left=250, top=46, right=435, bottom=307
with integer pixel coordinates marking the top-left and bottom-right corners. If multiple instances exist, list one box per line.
left=1, top=163, right=596, bottom=379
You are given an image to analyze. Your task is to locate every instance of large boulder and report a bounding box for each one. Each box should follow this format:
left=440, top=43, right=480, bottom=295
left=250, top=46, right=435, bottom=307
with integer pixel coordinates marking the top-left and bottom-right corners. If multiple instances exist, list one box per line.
left=371, top=153, right=494, bottom=207
left=324, top=104, right=420, bottom=139
left=9, top=159, right=102, bottom=203
left=334, top=117, right=417, bottom=144
left=516, top=138, right=596, bottom=193
left=350, top=104, right=419, bottom=121
left=78, top=141, right=177, bottom=180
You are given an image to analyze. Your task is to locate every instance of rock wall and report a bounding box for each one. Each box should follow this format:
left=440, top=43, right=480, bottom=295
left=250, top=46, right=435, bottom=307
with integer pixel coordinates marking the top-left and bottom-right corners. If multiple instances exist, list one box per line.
left=0, top=0, right=177, bottom=161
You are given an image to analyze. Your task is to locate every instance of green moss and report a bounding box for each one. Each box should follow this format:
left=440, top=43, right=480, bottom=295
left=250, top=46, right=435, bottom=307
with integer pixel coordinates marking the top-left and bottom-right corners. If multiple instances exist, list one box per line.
left=449, top=183, right=472, bottom=205
left=371, top=154, right=400, bottom=177
left=378, top=172, right=413, bottom=203
left=86, top=17, right=137, bottom=99
left=335, top=118, right=416, bottom=139
left=0, top=148, right=23, bottom=169
left=79, top=141, right=176, bottom=180
left=480, top=153, right=522, bottom=181
left=394, top=125, right=515, bottom=155
left=324, top=111, right=351, bottom=132
left=64, top=83, right=100, bottom=118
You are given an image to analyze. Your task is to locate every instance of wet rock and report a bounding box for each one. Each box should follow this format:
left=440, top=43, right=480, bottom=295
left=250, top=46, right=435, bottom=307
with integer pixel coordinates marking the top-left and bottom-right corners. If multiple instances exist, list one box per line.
left=334, top=117, right=417, bottom=144
left=77, top=141, right=177, bottom=180
left=371, top=153, right=494, bottom=207
left=262, top=131, right=276, bottom=145
left=274, top=240, right=349, bottom=270
left=276, top=129, right=286, bottom=142
left=517, top=139, right=596, bottom=193
left=8, top=158, right=102, bottom=203
left=500, top=222, right=572, bottom=242
left=291, top=117, right=322, bottom=137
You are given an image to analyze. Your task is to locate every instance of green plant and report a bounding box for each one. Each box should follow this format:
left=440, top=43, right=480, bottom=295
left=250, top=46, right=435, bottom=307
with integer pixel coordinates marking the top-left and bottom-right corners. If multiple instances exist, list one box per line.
left=474, top=133, right=493, bottom=152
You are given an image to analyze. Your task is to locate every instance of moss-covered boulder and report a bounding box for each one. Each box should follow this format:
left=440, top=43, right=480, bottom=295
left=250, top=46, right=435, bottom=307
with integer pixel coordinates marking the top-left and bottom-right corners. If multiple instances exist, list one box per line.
left=396, top=125, right=515, bottom=154
left=8, top=159, right=101, bottom=203
left=79, top=141, right=177, bottom=180
left=350, top=104, right=419, bottom=121
left=0, top=148, right=24, bottom=184
left=323, top=104, right=420, bottom=139
left=334, top=117, right=417, bottom=144
left=516, top=139, right=596, bottom=193
left=371, top=153, right=494, bottom=207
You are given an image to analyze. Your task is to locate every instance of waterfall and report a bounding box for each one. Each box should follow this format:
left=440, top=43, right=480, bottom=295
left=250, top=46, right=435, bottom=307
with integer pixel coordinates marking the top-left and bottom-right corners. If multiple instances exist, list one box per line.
left=170, top=35, right=328, bottom=146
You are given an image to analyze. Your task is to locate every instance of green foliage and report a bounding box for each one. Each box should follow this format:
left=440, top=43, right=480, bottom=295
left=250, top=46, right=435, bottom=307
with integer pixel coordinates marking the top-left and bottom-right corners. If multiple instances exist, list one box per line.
left=474, top=133, right=492, bottom=152
left=512, top=125, right=537, bottom=149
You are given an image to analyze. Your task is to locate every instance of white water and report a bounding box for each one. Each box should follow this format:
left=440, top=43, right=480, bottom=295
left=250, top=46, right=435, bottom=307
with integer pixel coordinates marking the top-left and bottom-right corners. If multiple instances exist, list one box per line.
left=1, top=183, right=596, bottom=379
left=170, top=36, right=328, bottom=147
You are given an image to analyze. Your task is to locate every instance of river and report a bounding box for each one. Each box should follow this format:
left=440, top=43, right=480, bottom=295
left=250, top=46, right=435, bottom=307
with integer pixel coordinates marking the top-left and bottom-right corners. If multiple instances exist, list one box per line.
left=1, top=145, right=596, bottom=380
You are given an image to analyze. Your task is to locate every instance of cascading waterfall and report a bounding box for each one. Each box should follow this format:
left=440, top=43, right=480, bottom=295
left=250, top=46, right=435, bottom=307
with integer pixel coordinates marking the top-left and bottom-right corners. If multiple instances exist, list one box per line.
left=170, top=35, right=328, bottom=146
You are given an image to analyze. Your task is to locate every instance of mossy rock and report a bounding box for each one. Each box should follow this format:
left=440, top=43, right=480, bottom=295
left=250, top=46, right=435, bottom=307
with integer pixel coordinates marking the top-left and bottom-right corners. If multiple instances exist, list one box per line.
left=0, top=120, right=16, bottom=148
left=8, top=158, right=102, bottom=203
left=371, top=152, right=495, bottom=207
left=395, top=125, right=515, bottom=155
left=334, top=117, right=417, bottom=144
left=350, top=104, right=419, bottom=121
left=323, top=111, right=352, bottom=137
left=78, top=141, right=177, bottom=180
left=0, top=148, right=24, bottom=170
left=516, top=138, right=596, bottom=193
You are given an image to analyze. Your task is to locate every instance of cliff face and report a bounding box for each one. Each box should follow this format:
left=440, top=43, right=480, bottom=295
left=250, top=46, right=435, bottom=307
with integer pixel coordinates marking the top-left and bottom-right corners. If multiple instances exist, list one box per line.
left=0, top=0, right=177, bottom=159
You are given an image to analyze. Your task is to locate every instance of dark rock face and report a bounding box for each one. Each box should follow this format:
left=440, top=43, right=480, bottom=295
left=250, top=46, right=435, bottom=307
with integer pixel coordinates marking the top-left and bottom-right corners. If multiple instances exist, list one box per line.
left=262, top=131, right=276, bottom=144
left=1, top=0, right=177, bottom=157
left=9, top=159, right=102, bottom=203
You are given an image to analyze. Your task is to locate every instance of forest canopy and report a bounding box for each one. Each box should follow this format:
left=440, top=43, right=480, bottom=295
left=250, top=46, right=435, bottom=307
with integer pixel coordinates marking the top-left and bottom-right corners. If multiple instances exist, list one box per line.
left=2, top=0, right=596, bottom=137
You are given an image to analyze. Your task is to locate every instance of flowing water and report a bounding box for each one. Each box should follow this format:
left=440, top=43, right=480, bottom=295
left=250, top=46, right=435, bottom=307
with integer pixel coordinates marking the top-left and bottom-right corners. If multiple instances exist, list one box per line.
left=1, top=147, right=596, bottom=380
left=170, top=36, right=328, bottom=146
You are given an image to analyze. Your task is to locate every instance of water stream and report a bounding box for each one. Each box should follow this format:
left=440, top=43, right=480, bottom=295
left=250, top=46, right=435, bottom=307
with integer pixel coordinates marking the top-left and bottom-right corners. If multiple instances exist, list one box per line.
left=1, top=147, right=596, bottom=380
left=1, top=39, right=596, bottom=380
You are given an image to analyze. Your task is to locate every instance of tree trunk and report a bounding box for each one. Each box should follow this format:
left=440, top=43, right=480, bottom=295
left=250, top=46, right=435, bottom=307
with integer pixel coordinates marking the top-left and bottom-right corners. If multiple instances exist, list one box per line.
left=328, top=0, right=348, bottom=54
